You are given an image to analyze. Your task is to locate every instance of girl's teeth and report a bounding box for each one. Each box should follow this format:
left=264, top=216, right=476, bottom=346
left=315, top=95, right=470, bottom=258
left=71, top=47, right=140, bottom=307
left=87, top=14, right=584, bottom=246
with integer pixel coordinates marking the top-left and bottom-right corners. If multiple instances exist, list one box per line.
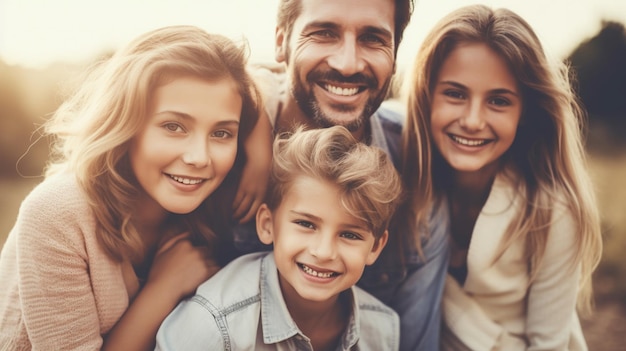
left=451, top=135, right=488, bottom=146
left=170, top=175, right=203, bottom=185
left=325, top=84, right=359, bottom=96
left=300, top=264, right=335, bottom=278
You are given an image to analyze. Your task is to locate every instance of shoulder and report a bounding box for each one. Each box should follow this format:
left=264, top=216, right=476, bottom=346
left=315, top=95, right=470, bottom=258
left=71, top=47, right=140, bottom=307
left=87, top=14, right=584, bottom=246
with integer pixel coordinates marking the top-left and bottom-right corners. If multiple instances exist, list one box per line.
left=353, top=285, right=398, bottom=318
left=193, top=252, right=266, bottom=309
left=15, top=174, right=94, bottom=247
left=374, top=100, right=406, bottom=132
left=352, top=285, right=400, bottom=349
left=157, top=253, right=267, bottom=350
left=19, top=173, right=90, bottom=221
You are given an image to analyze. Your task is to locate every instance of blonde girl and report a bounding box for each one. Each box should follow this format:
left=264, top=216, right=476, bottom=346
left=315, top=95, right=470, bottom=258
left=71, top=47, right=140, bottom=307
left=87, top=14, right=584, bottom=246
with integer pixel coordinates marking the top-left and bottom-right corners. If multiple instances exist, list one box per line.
left=400, top=5, right=603, bottom=350
left=0, top=25, right=262, bottom=350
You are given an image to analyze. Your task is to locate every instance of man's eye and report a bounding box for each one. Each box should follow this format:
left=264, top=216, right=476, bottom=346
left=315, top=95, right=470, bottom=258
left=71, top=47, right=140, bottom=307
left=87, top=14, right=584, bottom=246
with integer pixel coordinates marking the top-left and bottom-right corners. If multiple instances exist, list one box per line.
left=361, top=34, right=385, bottom=45
left=310, top=30, right=335, bottom=39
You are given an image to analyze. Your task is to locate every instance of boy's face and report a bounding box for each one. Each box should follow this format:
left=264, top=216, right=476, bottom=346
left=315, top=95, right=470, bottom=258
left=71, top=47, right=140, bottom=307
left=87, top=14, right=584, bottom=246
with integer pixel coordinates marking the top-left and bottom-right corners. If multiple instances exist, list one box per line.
left=257, top=176, right=387, bottom=306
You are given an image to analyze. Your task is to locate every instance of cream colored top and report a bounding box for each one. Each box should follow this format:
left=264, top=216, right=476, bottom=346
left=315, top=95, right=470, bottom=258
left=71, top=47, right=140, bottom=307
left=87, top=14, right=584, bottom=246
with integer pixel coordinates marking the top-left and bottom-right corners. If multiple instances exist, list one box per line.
left=0, top=174, right=139, bottom=350
left=441, top=171, right=587, bottom=351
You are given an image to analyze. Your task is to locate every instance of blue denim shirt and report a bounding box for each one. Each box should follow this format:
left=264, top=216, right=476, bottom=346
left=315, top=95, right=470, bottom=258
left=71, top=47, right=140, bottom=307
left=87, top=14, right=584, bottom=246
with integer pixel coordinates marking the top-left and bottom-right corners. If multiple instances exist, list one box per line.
left=358, top=103, right=450, bottom=351
left=232, top=100, right=449, bottom=351
left=156, top=252, right=399, bottom=351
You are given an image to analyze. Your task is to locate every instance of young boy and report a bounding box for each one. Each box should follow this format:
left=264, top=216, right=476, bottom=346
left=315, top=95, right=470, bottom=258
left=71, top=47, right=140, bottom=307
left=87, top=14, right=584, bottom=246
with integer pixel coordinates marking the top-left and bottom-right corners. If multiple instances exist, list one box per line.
left=155, top=126, right=403, bottom=351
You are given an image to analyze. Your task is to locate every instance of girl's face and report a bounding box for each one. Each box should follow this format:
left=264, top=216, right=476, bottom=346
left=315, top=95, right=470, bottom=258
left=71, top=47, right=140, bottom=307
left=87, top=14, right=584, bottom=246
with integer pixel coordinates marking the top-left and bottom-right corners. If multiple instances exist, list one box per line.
left=129, top=76, right=242, bottom=219
left=430, top=42, right=522, bottom=176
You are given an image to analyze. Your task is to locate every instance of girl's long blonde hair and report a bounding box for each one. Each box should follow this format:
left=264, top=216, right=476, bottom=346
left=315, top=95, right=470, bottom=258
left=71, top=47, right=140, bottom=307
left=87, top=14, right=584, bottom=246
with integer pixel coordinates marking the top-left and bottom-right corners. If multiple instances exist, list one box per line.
left=400, top=5, right=602, bottom=314
left=45, top=26, right=260, bottom=263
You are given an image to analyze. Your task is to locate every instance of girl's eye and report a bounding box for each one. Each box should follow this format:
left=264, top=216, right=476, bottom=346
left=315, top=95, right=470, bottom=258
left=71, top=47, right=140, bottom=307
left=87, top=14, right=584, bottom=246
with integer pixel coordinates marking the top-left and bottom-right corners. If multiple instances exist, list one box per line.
left=164, top=123, right=184, bottom=133
left=340, top=232, right=362, bottom=240
left=489, top=97, right=511, bottom=107
left=444, top=90, right=465, bottom=100
left=213, top=130, right=233, bottom=139
left=295, top=220, right=315, bottom=230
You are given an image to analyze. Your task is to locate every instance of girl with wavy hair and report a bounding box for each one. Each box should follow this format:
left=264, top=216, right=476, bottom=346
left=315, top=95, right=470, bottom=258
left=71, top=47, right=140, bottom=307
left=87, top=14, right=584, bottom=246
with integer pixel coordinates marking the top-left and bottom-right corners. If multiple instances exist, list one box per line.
left=400, top=5, right=603, bottom=350
left=0, top=25, right=264, bottom=350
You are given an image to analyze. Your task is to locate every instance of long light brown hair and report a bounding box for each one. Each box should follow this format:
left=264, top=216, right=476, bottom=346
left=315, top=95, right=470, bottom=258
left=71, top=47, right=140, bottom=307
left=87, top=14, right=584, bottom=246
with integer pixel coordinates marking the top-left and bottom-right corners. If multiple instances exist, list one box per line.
left=45, top=26, right=260, bottom=263
left=400, top=5, right=602, bottom=313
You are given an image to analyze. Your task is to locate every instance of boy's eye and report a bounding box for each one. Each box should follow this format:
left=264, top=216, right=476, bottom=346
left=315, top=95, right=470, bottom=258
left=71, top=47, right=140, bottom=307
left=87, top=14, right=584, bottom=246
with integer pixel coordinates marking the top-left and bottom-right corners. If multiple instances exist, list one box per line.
left=340, top=232, right=362, bottom=240
left=294, top=220, right=315, bottom=230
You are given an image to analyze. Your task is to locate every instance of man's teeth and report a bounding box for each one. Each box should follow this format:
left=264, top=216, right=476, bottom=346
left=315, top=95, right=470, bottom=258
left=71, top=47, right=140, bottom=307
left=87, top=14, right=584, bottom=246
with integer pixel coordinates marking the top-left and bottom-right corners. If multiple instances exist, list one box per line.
left=451, top=135, right=488, bottom=146
left=300, top=264, right=336, bottom=278
left=325, top=84, right=359, bottom=96
left=170, top=175, right=203, bottom=185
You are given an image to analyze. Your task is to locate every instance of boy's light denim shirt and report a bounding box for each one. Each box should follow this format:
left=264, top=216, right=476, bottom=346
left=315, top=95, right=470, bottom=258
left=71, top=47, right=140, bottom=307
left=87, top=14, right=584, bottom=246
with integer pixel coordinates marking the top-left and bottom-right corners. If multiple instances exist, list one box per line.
left=155, top=252, right=400, bottom=351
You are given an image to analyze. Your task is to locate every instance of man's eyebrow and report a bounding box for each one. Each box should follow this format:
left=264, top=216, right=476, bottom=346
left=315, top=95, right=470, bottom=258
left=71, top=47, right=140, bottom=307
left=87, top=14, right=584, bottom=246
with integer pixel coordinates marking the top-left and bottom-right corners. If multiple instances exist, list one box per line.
left=302, top=22, right=392, bottom=39
left=362, top=25, right=393, bottom=40
left=302, top=21, right=340, bottom=32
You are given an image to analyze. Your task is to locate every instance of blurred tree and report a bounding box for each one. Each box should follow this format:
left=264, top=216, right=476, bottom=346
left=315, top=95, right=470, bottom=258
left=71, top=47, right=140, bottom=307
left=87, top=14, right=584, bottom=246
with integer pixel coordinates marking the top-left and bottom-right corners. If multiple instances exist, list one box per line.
left=568, top=21, right=626, bottom=146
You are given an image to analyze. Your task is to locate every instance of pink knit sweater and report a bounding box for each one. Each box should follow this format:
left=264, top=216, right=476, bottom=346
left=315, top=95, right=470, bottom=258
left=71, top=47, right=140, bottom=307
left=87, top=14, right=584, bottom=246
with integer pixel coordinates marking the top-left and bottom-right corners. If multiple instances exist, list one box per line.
left=0, top=174, right=137, bottom=350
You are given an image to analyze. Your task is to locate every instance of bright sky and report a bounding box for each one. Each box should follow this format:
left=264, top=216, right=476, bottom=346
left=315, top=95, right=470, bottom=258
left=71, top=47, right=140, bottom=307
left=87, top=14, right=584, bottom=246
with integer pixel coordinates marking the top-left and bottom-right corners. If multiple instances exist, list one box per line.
left=0, top=0, right=625, bottom=70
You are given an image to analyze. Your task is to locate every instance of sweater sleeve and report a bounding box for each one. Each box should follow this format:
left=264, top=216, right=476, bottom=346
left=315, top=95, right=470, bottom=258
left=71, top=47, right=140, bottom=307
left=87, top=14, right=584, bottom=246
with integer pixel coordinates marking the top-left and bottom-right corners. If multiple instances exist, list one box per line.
left=525, top=205, right=585, bottom=351
left=15, top=180, right=104, bottom=350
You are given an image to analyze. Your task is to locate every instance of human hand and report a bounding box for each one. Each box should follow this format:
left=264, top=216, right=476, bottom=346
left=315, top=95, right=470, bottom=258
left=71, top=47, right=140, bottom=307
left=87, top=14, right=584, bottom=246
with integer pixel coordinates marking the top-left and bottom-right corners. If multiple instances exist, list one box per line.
left=232, top=158, right=270, bottom=224
left=146, top=233, right=220, bottom=302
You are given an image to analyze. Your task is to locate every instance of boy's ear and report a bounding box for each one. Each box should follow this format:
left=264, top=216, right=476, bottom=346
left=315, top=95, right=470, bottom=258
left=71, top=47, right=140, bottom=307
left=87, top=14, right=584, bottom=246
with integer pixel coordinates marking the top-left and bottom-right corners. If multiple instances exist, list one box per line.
left=365, top=230, right=389, bottom=266
left=256, top=204, right=275, bottom=245
left=275, top=27, right=287, bottom=63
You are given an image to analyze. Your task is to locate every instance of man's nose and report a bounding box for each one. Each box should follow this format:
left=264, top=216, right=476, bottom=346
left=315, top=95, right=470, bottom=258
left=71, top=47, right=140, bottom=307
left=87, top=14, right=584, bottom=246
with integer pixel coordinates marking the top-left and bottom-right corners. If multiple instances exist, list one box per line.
left=327, top=36, right=366, bottom=77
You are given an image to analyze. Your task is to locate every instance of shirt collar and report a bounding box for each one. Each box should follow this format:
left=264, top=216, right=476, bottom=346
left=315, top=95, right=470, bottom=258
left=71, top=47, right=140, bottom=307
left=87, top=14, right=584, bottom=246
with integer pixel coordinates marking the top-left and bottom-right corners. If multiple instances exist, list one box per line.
left=259, top=253, right=360, bottom=348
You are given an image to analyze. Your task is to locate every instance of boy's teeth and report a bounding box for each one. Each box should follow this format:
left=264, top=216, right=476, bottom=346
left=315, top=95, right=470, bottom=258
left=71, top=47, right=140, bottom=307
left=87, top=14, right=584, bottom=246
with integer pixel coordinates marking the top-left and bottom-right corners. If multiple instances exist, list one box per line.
left=300, top=264, right=335, bottom=278
left=325, top=84, right=359, bottom=96
left=170, top=175, right=203, bottom=185
left=451, top=135, right=487, bottom=146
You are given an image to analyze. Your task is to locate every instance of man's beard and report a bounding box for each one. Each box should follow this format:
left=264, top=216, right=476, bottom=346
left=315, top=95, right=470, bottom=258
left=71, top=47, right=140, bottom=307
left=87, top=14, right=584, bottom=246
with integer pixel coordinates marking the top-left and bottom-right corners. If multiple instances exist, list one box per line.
left=290, top=67, right=391, bottom=132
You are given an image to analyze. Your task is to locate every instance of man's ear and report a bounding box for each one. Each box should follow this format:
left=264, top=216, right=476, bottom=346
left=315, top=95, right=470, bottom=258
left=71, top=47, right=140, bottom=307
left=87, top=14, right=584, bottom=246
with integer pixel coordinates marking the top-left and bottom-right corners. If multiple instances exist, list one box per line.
left=256, top=204, right=275, bottom=245
left=275, top=27, right=287, bottom=63
left=365, top=230, right=389, bottom=266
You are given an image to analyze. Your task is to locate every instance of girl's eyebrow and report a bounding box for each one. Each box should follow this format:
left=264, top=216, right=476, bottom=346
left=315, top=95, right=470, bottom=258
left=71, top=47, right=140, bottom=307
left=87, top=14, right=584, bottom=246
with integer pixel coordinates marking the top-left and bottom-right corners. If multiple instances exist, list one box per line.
left=154, top=111, right=240, bottom=126
left=439, top=80, right=519, bottom=96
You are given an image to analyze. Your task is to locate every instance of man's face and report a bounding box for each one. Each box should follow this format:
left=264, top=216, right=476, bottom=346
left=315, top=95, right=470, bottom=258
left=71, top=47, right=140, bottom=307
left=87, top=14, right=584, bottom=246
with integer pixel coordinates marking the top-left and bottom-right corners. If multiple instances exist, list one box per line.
left=276, top=0, right=396, bottom=132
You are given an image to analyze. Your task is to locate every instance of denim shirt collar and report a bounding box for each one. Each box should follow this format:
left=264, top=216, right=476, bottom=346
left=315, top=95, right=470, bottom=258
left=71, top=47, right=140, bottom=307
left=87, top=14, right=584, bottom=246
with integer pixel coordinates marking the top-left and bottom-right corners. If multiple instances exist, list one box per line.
left=259, top=253, right=360, bottom=349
